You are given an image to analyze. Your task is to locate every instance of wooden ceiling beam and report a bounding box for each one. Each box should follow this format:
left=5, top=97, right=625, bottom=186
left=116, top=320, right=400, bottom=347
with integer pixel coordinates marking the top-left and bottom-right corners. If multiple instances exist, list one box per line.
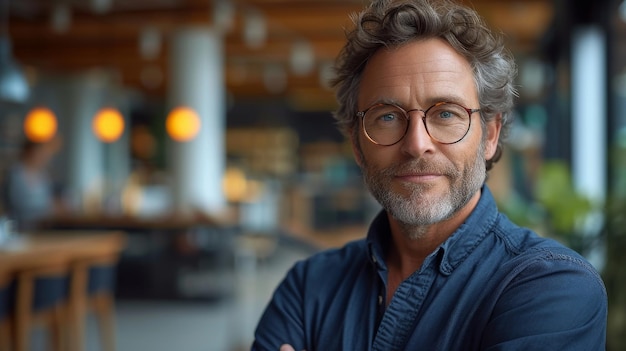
left=7, top=0, right=554, bottom=102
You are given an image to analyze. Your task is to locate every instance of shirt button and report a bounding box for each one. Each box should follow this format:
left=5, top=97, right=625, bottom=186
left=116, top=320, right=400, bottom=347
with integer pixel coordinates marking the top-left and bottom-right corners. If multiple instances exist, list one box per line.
left=378, top=295, right=383, bottom=305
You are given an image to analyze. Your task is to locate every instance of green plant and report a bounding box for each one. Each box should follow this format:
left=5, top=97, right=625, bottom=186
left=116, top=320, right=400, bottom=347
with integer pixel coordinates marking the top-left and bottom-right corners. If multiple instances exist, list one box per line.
left=533, top=160, right=595, bottom=253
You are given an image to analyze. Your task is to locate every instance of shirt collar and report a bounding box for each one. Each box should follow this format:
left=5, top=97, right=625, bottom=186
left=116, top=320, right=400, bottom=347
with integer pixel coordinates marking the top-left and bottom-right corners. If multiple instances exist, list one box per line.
left=366, top=211, right=390, bottom=270
left=366, top=185, right=499, bottom=275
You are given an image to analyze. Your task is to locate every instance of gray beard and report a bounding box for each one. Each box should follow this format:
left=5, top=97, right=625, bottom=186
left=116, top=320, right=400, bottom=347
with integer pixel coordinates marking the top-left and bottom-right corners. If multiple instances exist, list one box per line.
left=361, top=142, right=487, bottom=239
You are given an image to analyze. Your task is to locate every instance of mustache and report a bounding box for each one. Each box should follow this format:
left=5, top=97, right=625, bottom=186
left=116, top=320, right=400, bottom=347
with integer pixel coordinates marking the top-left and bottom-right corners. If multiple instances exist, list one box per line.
left=379, top=159, right=460, bottom=178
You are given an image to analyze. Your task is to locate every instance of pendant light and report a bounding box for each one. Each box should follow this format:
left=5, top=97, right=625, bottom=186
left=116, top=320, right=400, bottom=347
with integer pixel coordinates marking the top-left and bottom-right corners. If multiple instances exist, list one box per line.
left=0, top=0, right=29, bottom=104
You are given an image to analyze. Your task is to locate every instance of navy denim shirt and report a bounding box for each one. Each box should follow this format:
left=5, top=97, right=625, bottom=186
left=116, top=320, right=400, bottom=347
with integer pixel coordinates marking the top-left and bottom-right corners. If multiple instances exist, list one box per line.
left=252, top=186, right=607, bottom=350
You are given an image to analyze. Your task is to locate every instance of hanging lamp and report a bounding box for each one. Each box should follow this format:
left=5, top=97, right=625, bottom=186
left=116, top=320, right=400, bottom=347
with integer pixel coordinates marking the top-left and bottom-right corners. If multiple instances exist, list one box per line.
left=0, top=0, right=29, bottom=104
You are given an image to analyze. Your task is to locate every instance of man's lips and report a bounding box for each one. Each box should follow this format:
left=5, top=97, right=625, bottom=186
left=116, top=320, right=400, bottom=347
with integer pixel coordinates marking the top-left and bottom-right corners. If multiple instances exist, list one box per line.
left=395, top=172, right=443, bottom=182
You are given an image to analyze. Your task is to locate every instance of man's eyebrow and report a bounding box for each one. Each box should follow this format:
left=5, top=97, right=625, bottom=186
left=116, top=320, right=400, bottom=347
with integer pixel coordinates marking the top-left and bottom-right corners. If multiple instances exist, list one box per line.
left=376, top=97, right=404, bottom=106
left=359, top=97, right=403, bottom=109
left=364, top=95, right=475, bottom=109
left=423, top=95, right=473, bottom=106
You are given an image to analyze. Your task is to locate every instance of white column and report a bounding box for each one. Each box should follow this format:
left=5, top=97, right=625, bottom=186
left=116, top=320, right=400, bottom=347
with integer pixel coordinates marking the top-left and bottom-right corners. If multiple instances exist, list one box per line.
left=167, top=27, right=226, bottom=215
left=102, top=91, right=131, bottom=215
left=571, top=26, right=607, bottom=269
left=572, top=26, right=607, bottom=203
left=61, top=72, right=109, bottom=213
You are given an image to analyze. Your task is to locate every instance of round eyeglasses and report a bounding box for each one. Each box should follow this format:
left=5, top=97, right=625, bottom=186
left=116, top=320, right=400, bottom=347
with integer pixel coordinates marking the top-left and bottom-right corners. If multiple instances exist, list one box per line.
left=356, top=102, right=480, bottom=146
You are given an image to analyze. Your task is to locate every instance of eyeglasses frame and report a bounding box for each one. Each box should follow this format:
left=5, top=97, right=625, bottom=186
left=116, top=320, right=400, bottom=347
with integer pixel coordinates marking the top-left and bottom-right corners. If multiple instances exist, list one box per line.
left=356, top=101, right=481, bottom=146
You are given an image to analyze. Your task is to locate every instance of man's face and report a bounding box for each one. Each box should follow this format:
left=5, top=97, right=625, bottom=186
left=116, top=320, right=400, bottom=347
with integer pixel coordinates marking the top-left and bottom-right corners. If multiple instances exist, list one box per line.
left=354, top=38, right=500, bottom=228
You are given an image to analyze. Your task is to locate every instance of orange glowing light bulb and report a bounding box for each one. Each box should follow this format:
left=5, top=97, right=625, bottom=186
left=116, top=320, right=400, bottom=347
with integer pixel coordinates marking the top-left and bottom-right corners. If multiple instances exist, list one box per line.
left=93, top=107, right=125, bottom=143
left=166, top=106, right=201, bottom=142
left=23, top=107, right=58, bottom=143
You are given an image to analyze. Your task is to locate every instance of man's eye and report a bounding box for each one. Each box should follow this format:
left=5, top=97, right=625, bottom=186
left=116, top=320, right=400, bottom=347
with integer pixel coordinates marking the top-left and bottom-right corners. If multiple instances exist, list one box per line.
left=380, top=114, right=396, bottom=121
left=439, top=110, right=453, bottom=119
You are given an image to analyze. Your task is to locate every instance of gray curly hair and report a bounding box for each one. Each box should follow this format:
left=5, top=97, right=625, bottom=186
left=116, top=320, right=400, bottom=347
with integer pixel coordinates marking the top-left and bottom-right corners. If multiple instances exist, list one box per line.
left=331, top=0, right=517, bottom=171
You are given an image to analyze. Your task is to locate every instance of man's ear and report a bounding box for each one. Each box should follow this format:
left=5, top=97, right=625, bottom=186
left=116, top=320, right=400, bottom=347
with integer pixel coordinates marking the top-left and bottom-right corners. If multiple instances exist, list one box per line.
left=484, top=114, right=502, bottom=160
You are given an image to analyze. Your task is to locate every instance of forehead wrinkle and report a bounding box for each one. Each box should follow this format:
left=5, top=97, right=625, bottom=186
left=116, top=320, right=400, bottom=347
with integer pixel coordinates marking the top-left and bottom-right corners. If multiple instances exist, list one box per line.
left=359, top=39, right=476, bottom=108
left=362, top=72, right=469, bottom=108
left=384, top=59, right=470, bottom=84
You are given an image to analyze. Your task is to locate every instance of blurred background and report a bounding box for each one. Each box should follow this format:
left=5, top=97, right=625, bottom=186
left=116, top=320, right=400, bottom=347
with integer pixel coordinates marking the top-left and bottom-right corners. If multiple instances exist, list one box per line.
left=0, top=0, right=625, bottom=350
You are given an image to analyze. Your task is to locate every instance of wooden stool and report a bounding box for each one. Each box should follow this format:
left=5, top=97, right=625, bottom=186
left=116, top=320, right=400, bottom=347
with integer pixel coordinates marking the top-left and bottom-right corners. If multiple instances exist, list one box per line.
left=68, top=255, right=120, bottom=351
left=14, top=263, right=71, bottom=351
left=0, top=274, right=15, bottom=351
left=0, top=231, right=126, bottom=351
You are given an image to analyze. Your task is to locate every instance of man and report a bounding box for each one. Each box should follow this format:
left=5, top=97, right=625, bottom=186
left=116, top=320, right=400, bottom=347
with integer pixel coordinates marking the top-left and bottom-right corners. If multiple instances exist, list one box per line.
left=252, top=0, right=608, bottom=350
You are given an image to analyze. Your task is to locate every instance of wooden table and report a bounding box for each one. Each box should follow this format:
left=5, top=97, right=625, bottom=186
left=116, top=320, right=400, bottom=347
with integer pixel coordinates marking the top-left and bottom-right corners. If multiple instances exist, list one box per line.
left=0, top=231, right=126, bottom=273
left=39, top=215, right=237, bottom=301
left=0, top=230, right=126, bottom=351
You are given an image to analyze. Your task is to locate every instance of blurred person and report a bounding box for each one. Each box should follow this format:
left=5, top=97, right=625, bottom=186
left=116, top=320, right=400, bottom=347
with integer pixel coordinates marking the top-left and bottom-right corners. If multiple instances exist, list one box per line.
left=2, top=136, right=66, bottom=230
left=252, top=0, right=607, bottom=350
left=120, top=124, right=171, bottom=217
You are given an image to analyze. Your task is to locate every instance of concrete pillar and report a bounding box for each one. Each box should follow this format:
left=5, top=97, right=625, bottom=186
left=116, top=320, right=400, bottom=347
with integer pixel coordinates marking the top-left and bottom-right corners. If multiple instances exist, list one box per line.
left=167, top=27, right=226, bottom=215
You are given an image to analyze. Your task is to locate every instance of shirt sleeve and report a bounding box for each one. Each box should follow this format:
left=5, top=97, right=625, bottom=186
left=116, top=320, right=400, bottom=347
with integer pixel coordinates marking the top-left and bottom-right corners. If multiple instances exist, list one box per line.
left=252, top=260, right=308, bottom=351
left=481, top=249, right=607, bottom=351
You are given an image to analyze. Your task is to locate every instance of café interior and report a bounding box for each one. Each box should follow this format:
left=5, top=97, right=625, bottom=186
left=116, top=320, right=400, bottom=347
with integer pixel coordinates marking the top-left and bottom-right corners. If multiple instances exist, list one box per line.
left=1, top=0, right=626, bottom=350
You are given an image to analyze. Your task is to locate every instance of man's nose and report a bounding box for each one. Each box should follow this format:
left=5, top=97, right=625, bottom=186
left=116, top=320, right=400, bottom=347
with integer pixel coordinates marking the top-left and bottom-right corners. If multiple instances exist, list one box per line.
left=399, top=115, right=436, bottom=156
